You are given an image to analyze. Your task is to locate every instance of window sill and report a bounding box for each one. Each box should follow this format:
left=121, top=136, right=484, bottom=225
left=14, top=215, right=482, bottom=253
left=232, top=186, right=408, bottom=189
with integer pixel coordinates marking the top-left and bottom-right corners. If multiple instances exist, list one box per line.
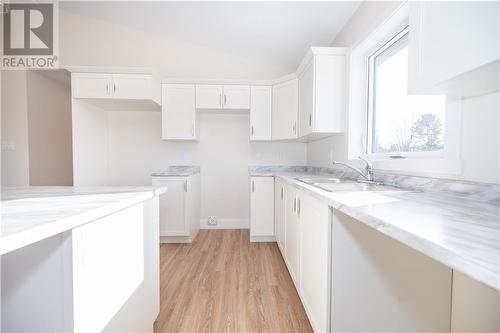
left=364, top=156, right=462, bottom=175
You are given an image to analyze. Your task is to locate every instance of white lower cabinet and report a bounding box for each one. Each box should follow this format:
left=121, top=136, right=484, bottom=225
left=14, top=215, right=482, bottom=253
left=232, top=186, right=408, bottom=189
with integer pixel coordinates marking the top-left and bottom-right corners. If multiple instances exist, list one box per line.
left=299, top=194, right=331, bottom=333
left=250, top=176, right=275, bottom=242
left=152, top=174, right=200, bottom=243
left=270, top=179, right=497, bottom=333
left=274, top=178, right=286, bottom=252
left=283, top=183, right=301, bottom=286
left=279, top=183, right=331, bottom=332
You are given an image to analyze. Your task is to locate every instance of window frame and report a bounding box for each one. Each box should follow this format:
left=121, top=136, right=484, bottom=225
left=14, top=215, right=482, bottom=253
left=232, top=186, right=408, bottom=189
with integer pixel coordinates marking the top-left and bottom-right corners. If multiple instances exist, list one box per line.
left=346, top=2, right=462, bottom=175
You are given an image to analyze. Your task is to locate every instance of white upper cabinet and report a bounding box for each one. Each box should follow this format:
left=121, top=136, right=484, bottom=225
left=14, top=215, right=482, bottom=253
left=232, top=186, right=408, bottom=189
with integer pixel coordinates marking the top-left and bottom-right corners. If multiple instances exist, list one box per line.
left=72, top=73, right=111, bottom=99
left=250, top=86, right=272, bottom=141
left=71, top=73, right=161, bottom=111
left=408, top=1, right=500, bottom=96
left=297, top=48, right=346, bottom=138
left=195, top=85, right=223, bottom=109
left=195, top=84, right=250, bottom=109
left=272, top=79, right=298, bottom=140
left=112, top=74, right=156, bottom=100
left=224, top=85, right=251, bottom=109
left=162, top=84, right=198, bottom=140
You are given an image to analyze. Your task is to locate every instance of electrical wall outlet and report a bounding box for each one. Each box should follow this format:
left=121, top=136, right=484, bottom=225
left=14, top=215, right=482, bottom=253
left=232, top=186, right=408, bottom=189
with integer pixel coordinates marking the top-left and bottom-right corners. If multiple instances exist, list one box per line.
left=207, top=216, right=217, bottom=226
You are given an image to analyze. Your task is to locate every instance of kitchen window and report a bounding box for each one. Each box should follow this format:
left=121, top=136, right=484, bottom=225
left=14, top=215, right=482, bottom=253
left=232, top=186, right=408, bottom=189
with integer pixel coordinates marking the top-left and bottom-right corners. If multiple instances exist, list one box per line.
left=367, top=26, right=446, bottom=157
left=347, top=2, right=461, bottom=175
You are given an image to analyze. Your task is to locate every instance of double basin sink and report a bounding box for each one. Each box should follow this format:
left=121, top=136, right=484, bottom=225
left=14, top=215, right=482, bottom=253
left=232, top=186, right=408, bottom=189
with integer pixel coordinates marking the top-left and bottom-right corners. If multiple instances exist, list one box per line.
left=296, top=177, right=397, bottom=193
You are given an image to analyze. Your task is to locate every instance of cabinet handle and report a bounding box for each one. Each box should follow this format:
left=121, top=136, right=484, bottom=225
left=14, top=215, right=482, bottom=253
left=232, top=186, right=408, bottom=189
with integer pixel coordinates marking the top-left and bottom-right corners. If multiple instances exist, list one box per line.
left=113, top=81, right=116, bottom=95
left=309, top=114, right=312, bottom=127
left=251, top=126, right=254, bottom=137
left=281, top=187, right=284, bottom=200
left=252, top=180, right=255, bottom=193
left=184, top=180, right=188, bottom=192
left=297, top=198, right=301, bottom=216
left=106, top=82, right=110, bottom=96
left=224, top=94, right=227, bottom=105
left=293, top=197, right=297, bottom=213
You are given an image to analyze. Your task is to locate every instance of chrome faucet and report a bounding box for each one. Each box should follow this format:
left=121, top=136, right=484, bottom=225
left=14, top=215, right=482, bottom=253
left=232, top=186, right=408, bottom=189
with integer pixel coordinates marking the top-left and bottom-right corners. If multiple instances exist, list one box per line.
left=333, top=156, right=374, bottom=182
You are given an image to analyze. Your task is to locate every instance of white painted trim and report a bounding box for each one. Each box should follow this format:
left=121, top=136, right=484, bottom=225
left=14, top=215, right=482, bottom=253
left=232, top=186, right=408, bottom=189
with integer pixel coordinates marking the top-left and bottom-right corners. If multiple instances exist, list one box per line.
left=65, top=66, right=154, bottom=75
left=249, top=235, right=276, bottom=243
left=200, top=218, right=249, bottom=230
left=162, top=48, right=346, bottom=86
left=161, top=74, right=298, bottom=86
left=346, top=2, right=463, bottom=176
left=160, top=236, right=193, bottom=244
left=162, top=78, right=273, bottom=85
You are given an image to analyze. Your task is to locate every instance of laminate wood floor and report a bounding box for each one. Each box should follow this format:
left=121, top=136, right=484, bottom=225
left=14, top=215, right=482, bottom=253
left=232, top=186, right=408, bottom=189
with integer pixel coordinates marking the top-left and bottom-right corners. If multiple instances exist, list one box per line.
left=154, top=229, right=313, bottom=333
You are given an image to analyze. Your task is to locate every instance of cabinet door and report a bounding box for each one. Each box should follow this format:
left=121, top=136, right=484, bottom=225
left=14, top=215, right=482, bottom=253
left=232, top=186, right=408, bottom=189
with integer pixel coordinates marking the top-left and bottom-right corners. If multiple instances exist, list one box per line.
left=195, top=85, right=223, bottom=109
left=408, top=1, right=500, bottom=95
left=250, top=177, right=275, bottom=239
left=284, top=184, right=300, bottom=285
left=223, top=85, right=250, bottom=109
left=298, top=58, right=314, bottom=137
left=112, top=74, right=152, bottom=100
left=250, top=86, right=272, bottom=141
left=299, top=194, right=331, bottom=333
left=272, top=79, right=298, bottom=140
left=186, top=174, right=201, bottom=240
left=72, top=73, right=112, bottom=99
left=153, top=178, right=188, bottom=236
left=162, top=84, right=196, bottom=140
left=274, top=179, right=286, bottom=253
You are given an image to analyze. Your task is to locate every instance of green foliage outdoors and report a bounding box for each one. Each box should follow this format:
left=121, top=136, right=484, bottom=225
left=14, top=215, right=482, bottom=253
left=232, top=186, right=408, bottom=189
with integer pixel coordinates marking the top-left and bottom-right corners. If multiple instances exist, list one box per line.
left=373, top=113, right=444, bottom=153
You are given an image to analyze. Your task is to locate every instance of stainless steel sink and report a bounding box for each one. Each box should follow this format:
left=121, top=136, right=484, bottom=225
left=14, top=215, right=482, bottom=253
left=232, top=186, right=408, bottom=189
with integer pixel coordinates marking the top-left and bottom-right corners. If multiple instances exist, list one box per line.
left=296, top=177, right=346, bottom=184
left=296, top=177, right=399, bottom=193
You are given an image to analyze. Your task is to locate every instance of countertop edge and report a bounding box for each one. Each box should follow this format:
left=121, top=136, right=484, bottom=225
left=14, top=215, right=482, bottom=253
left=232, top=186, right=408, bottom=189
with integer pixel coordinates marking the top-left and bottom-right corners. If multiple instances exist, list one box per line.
left=1, top=188, right=166, bottom=256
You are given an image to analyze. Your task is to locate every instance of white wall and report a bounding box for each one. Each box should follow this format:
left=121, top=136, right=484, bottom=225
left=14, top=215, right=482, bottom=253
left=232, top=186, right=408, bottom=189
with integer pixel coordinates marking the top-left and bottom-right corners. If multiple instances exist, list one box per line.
left=1, top=71, right=73, bottom=187
left=72, top=100, right=108, bottom=186
left=27, top=71, right=73, bottom=186
left=1, top=71, right=30, bottom=187
left=306, top=1, right=500, bottom=184
left=59, top=9, right=292, bottom=80
left=107, top=111, right=306, bottom=221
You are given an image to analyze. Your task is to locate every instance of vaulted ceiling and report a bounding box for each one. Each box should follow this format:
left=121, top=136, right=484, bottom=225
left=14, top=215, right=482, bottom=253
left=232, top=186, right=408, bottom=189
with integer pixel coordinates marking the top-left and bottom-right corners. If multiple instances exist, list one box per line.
left=60, top=1, right=361, bottom=73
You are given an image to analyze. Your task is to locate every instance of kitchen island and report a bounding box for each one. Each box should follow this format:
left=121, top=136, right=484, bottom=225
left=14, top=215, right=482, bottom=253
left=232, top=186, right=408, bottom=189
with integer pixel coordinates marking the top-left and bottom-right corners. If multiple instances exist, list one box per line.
left=1, top=186, right=166, bottom=332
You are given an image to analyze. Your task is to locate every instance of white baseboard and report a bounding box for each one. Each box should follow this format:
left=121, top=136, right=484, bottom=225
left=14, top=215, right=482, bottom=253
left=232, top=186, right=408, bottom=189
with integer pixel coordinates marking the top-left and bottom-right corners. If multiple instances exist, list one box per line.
left=200, top=218, right=249, bottom=230
left=160, top=236, right=193, bottom=243
left=250, top=235, right=276, bottom=242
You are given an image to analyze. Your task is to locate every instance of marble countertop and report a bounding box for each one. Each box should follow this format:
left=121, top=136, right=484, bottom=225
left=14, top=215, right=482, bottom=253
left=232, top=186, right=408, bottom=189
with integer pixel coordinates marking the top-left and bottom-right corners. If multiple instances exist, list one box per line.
left=151, top=165, right=200, bottom=177
left=249, top=166, right=500, bottom=291
left=1, top=186, right=167, bottom=255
